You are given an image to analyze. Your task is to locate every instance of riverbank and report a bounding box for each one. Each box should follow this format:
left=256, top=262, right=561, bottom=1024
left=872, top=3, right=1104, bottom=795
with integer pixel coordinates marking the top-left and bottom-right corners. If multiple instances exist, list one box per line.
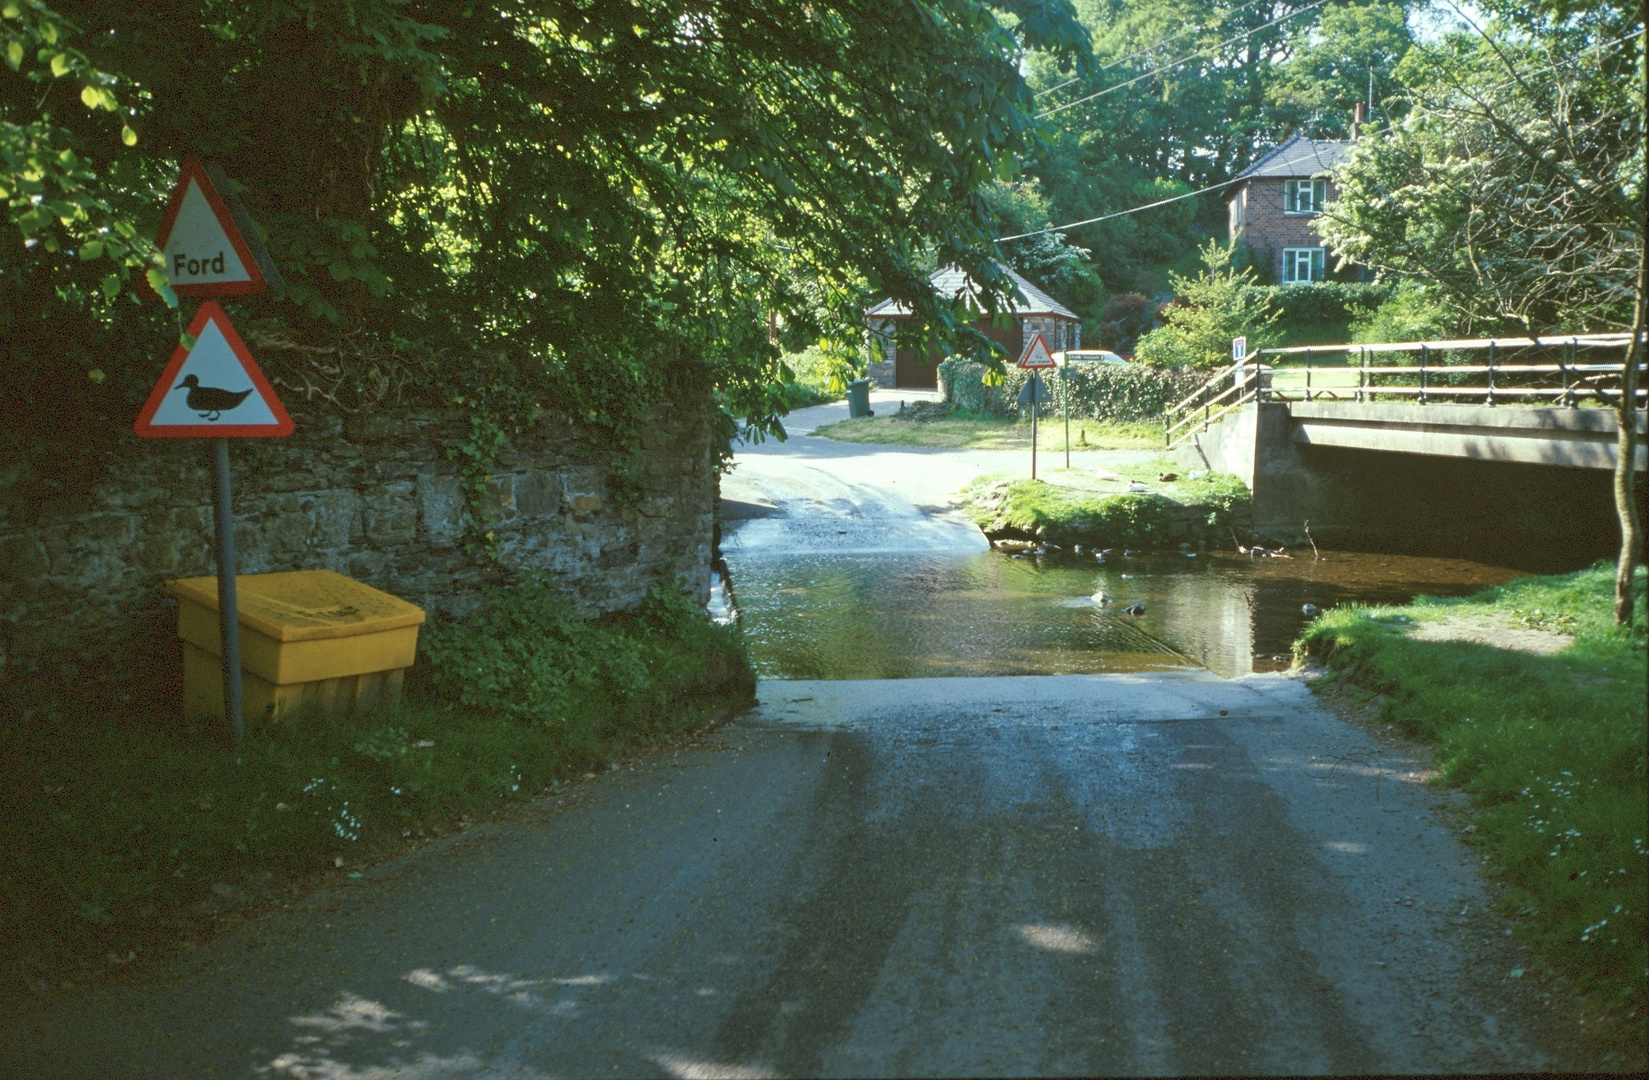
left=0, top=584, right=754, bottom=1006
left=1297, top=562, right=1647, bottom=1050
left=959, top=457, right=1251, bottom=549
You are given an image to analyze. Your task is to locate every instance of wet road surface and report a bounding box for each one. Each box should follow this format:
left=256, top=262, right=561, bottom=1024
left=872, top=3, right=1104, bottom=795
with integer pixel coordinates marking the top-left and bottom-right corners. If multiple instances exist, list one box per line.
left=1, top=674, right=1579, bottom=1077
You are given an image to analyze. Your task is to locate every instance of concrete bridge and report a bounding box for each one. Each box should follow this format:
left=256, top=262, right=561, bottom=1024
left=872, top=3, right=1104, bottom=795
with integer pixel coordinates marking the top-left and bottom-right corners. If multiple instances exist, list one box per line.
left=1173, top=400, right=1645, bottom=566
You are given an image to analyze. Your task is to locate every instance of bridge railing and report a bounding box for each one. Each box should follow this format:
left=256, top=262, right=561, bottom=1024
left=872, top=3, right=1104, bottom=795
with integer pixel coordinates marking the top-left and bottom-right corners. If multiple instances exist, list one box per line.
left=1164, top=333, right=1645, bottom=451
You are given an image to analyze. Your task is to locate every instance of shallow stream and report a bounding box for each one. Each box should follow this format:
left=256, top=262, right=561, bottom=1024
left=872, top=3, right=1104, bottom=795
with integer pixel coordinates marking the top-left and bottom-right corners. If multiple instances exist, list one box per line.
left=723, top=549, right=1525, bottom=680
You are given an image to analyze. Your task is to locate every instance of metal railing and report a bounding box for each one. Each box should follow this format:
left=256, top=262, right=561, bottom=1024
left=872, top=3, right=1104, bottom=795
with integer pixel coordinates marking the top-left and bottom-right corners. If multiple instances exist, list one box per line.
left=1165, top=333, right=1645, bottom=450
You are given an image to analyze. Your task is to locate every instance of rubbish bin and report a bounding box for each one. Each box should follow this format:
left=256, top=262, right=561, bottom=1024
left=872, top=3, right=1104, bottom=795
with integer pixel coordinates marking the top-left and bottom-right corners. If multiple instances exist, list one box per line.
left=167, top=569, right=426, bottom=723
left=847, top=378, right=873, bottom=419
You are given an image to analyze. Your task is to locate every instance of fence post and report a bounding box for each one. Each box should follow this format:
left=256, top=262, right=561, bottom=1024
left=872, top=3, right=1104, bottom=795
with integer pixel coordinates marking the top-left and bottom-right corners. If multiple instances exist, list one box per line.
left=1418, top=344, right=1428, bottom=405
left=1305, top=347, right=1312, bottom=401
left=1486, top=341, right=1496, bottom=406
left=1357, top=347, right=1365, bottom=404
left=1562, top=338, right=1576, bottom=408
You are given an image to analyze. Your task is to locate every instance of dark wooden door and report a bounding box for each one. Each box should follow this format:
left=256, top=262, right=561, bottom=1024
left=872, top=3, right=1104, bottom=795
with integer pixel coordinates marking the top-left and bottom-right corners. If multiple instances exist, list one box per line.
left=895, top=346, right=939, bottom=389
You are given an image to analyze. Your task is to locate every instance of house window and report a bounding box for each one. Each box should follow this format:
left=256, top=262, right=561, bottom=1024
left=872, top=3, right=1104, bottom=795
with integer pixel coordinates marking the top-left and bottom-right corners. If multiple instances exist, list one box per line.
left=1284, top=178, right=1327, bottom=214
left=1283, top=247, right=1326, bottom=282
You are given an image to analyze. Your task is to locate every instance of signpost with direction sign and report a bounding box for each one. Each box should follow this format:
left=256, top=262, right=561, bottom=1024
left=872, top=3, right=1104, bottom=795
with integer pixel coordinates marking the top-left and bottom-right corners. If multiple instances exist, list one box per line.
left=137, top=158, right=288, bottom=749
left=1017, top=333, right=1057, bottom=480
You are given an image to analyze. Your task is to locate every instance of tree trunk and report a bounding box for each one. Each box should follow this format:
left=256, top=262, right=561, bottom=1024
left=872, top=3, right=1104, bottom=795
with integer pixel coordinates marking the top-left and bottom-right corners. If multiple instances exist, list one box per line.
left=1614, top=249, right=1645, bottom=626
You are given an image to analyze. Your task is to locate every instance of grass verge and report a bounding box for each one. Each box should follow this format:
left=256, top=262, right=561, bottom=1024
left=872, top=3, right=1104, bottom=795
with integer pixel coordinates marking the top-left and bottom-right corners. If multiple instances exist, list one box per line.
left=1297, top=563, right=1647, bottom=1043
left=813, top=403, right=1161, bottom=451
left=0, top=581, right=754, bottom=998
left=960, top=458, right=1251, bottom=548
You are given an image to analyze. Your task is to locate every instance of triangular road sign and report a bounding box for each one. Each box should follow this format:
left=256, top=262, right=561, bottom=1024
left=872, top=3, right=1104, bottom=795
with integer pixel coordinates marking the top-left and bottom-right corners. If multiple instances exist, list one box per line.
left=134, top=302, right=293, bottom=438
left=152, top=156, right=279, bottom=297
left=1017, top=332, right=1057, bottom=370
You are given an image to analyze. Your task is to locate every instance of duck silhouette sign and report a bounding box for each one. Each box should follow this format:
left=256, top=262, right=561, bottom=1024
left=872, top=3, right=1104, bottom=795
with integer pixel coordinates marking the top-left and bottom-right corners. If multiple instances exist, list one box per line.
left=134, top=301, right=293, bottom=437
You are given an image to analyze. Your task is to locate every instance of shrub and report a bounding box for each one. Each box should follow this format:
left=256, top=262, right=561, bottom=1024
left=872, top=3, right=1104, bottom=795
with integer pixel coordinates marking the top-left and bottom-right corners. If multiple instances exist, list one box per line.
left=1349, top=281, right=1461, bottom=343
left=1134, top=240, right=1281, bottom=368
left=1097, top=292, right=1152, bottom=353
left=1260, top=282, right=1390, bottom=326
left=940, top=358, right=1201, bottom=423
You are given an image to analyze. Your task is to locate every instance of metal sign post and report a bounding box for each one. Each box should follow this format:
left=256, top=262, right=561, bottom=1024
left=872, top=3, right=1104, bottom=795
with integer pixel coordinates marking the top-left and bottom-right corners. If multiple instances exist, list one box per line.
left=136, top=156, right=288, bottom=750
left=1031, top=374, right=1040, bottom=480
left=1062, top=361, right=1071, bottom=470
left=210, top=438, right=244, bottom=746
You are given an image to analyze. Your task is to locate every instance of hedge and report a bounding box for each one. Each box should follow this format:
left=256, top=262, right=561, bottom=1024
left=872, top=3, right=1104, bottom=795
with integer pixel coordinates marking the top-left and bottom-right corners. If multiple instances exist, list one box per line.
left=939, top=358, right=1203, bottom=423
left=1252, top=282, right=1390, bottom=326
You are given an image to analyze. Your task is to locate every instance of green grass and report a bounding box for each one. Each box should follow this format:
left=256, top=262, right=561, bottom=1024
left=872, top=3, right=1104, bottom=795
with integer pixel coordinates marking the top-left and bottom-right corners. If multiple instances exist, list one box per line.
left=960, top=458, right=1251, bottom=546
left=1297, top=564, right=1648, bottom=1037
left=813, top=404, right=1162, bottom=451
left=0, top=584, right=755, bottom=989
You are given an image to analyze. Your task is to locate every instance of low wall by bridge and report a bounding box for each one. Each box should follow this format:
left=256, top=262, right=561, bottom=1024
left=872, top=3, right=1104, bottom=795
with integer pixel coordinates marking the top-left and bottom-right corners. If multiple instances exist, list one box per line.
left=1176, top=402, right=1647, bottom=570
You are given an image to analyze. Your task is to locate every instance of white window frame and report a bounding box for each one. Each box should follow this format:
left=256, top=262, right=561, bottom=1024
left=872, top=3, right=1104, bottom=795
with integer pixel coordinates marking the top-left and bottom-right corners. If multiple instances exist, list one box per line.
left=1282, top=247, right=1326, bottom=283
left=1284, top=178, right=1327, bottom=215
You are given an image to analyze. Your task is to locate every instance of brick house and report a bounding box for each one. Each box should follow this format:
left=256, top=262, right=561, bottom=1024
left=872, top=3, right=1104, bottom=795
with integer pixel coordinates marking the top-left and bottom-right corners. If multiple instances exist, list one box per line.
left=865, top=265, right=1080, bottom=389
left=1226, top=134, right=1355, bottom=284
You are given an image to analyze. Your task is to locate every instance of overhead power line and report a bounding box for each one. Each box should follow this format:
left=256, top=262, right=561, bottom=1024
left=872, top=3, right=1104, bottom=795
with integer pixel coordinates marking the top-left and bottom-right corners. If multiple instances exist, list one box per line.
left=997, top=177, right=1235, bottom=242
left=1037, top=0, right=1331, bottom=119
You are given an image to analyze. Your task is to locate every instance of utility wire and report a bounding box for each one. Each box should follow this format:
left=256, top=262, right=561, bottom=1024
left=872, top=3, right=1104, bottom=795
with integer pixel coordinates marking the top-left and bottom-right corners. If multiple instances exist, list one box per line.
left=1034, top=0, right=1277, bottom=99
left=1037, top=0, right=1331, bottom=119
left=998, top=177, right=1235, bottom=242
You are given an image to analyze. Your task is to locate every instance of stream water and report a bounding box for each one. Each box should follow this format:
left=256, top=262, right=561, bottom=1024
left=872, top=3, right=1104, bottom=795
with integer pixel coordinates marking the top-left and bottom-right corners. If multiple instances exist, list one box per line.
left=723, top=549, right=1525, bottom=680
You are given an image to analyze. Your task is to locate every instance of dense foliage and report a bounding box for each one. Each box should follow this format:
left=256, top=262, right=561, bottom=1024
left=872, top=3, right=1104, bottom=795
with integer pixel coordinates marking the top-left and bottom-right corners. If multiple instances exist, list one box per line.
left=2, top=0, right=1090, bottom=448
left=1317, top=2, right=1644, bottom=333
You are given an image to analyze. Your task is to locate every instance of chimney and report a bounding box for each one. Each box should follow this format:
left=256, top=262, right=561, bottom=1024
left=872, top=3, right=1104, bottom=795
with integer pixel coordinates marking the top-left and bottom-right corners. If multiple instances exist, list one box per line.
left=1351, top=102, right=1365, bottom=140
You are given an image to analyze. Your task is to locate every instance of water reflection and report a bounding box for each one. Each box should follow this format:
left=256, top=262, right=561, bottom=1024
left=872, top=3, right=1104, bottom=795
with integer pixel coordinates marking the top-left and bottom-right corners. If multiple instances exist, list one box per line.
left=726, top=550, right=1521, bottom=680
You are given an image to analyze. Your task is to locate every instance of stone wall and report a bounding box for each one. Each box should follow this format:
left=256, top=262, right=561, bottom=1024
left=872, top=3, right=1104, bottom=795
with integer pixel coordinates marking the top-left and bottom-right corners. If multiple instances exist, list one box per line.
left=0, top=393, right=717, bottom=705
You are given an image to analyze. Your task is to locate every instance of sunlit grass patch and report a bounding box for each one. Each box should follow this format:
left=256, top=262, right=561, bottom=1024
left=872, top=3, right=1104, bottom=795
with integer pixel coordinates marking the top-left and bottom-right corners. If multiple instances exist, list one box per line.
left=1298, top=563, right=1648, bottom=1038
left=812, top=407, right=1161, bottom=451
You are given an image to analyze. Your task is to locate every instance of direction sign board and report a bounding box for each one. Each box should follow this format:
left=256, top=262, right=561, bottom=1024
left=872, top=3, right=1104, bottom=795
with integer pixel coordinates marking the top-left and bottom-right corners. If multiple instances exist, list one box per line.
left=1232, top=336, right=1247, bottom=362
left=152, top=156, right=280, bottom=297
left=134, top=301, right=293, bottom=438
left=1017, top=332, right=1057, bottom=370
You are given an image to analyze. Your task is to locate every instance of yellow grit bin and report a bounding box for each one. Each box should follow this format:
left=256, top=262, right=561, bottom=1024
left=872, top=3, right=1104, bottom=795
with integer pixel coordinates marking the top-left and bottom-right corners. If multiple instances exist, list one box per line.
left=166, top=569, right=426, bottom=723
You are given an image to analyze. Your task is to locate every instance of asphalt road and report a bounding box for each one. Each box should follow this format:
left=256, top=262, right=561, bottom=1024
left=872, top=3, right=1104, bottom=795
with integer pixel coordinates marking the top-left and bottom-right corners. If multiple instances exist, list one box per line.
left=3, top=674, right=1583, bottom=1077
left=1, top=394, right=1592, bottom=1076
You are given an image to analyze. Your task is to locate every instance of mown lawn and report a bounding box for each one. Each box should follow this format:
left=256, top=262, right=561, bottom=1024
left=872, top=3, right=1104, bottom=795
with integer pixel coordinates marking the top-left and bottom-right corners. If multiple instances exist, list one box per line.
left=813, top=404, right=1162, bottom=451
left=1297, top=563, right=1648, bottom=1042
left=0, top=583, right=755, bottom=999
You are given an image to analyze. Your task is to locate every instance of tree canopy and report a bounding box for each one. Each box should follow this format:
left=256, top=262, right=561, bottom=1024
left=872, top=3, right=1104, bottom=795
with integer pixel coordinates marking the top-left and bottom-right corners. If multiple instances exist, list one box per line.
left=2, top=0, right=1090, bottom=444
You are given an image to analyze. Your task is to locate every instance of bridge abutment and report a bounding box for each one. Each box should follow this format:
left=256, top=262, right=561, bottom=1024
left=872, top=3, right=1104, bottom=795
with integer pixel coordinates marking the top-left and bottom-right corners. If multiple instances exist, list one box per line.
left=1176, top=402, right=1647, bottom=570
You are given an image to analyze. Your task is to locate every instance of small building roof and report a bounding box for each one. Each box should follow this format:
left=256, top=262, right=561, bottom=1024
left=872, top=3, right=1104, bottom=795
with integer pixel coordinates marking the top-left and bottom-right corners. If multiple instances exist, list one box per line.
left=1232, top=134, right=1354, bottom=182
left=866, top=264, right=1078, bottom=321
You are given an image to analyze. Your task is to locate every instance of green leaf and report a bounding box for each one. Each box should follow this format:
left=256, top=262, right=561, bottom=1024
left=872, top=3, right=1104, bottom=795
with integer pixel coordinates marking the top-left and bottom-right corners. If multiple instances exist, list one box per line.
left=5, top=40, right=22, bottom=70
left=179, top=331, right=196, bottom=350
left=80, top=84, right=100, bottom=109
left=50, top=52, right=69, bottom=77
left=100, top=272, right=120, bottom=299
left=121, top=124, right=138, bottom=147
left=146, top=267, right=178, bottom=308
left=79, top=239, right=104, bottom=260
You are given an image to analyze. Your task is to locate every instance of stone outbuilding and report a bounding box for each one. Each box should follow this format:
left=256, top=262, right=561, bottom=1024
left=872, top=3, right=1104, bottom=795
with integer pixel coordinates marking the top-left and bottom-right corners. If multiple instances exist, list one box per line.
left=864, top=265, right=1081, bottom=389
left=1226, top=134, right=1356, bottom=284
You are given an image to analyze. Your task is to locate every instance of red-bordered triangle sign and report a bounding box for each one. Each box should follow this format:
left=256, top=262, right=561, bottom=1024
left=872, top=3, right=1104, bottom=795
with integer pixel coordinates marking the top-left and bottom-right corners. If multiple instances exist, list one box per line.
left=152, top=155, right=269, bottom=297
left=1017, top=333, right=1057, bottom=370
left=134, top=302, right=293, bottom=438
